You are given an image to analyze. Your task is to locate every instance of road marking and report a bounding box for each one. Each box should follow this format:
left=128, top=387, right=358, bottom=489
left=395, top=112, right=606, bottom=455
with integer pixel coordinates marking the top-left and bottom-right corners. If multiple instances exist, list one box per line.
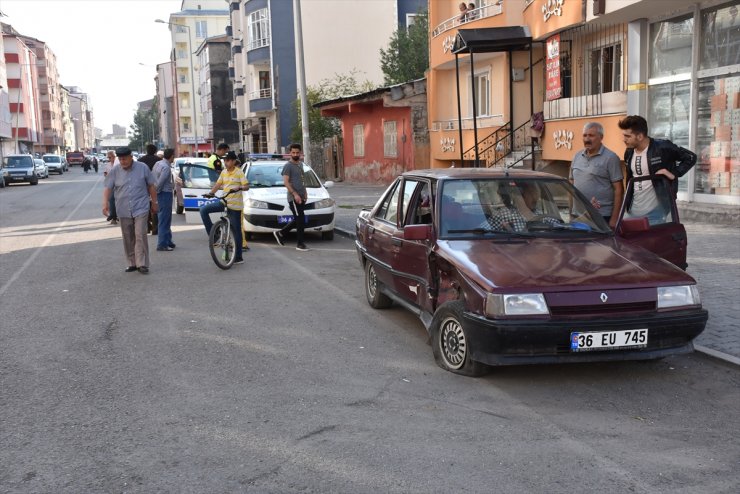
left=0, top=180, right=100, bottom=297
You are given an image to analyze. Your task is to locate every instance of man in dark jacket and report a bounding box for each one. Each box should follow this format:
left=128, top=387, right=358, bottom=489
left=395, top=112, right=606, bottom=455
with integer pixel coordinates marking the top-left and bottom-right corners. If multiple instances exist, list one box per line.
left=138, top=144, right=160, bottom=234
left=618, top=115, right=696, bottom=223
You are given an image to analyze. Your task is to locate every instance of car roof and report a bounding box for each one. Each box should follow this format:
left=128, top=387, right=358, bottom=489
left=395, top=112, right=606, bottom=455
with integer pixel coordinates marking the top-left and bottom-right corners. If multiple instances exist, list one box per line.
left=401, top=168, right=564, bottom=181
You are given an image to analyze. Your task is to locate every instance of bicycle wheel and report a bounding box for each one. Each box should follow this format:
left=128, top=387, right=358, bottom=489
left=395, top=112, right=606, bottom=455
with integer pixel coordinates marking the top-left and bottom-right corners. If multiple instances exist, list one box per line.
left=208, top=220, right=236, bottom=269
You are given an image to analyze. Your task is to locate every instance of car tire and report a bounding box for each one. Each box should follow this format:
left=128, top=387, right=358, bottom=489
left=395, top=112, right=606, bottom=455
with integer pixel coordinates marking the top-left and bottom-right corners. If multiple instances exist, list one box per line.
left=30, top=179, right=38, bottom=185
left=364, top=261, right=392, bottom=309
left=431, top=300, right=486, bottom=377
left=321, top=229, right=334, bottom=241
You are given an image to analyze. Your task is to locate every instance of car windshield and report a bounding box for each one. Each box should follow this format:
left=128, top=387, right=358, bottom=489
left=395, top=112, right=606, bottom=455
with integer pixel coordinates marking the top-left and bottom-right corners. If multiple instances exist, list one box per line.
left=5, top=157, right=32, bottom=168
left=178, top=163, right=220, bottom=189
left=439, top=178, right=610, bottom=238
left=43, top=156, right=60, bottom=163
left=34, top=160, right=44, bottom=165
left=246, top=163, right=321, bottom=188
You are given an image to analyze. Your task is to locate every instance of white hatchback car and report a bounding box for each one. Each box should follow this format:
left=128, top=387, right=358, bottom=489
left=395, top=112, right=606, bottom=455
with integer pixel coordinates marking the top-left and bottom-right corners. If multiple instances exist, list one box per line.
left=241, top=156, right=335, bottom=240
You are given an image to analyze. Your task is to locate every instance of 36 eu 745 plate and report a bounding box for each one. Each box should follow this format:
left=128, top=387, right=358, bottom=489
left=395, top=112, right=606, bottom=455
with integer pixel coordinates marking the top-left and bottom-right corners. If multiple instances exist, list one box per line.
left=570, top=329, right=648, bottom=352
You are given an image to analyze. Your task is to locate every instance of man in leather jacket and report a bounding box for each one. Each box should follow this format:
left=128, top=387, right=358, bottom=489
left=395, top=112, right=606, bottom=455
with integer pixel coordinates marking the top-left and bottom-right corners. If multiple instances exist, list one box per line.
left=618, top=115, right=696, bottom=222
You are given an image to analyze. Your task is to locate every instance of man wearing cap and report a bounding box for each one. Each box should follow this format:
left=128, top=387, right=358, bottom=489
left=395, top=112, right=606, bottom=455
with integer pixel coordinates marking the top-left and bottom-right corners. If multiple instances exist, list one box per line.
left=200, top=151, right=249, bottom=265
left=102, top=147, right=158, bottom=274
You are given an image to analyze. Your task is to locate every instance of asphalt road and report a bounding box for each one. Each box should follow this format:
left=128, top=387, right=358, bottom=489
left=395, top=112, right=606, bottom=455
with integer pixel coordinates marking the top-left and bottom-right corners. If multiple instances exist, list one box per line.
left=1, top=171, right=739, bottom=493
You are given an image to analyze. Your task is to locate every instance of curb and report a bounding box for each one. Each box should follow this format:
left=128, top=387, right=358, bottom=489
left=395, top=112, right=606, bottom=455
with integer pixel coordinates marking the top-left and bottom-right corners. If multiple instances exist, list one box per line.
left=695, top=345, right=740, bottom=367
left=335, top=227, right=356, bottom=240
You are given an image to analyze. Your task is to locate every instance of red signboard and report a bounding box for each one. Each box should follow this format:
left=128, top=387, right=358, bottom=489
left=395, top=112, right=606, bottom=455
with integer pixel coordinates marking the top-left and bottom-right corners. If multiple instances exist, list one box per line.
left=546, top=34, right=561, bottom=101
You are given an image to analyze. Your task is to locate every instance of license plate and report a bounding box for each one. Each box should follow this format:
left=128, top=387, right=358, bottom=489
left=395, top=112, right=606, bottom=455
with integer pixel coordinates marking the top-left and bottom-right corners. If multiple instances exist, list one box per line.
left=570, top=329, right=648, bottom=352
left=277, top=215, right=293, bottom=224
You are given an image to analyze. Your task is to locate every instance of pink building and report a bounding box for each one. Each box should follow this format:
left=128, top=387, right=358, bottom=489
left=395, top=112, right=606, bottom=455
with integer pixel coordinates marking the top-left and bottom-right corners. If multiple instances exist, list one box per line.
left=3, top=33, right=42, bottom=155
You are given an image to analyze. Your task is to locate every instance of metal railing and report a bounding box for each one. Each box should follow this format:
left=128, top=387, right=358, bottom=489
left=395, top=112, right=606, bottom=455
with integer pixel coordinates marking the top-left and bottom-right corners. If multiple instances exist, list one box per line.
left=431, top=114, right=505, bottom=131
left=249, top=88, right=271, bottom=100
left=432, top=3, right=503, bottom=38
left=248, top=36, right=270, bottom=51
left=462, top=120, right=537, bottom=168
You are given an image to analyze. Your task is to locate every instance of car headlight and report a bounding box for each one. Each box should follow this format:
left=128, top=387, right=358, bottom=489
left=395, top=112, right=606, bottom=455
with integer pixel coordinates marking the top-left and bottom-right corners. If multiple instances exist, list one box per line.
left=485, top=293, right=549, bottom=317
left=246, top=198, right=269, bottom=209
left=313, top=198, right=335, bottom=209
left=657, top=285, right=700, bottom=309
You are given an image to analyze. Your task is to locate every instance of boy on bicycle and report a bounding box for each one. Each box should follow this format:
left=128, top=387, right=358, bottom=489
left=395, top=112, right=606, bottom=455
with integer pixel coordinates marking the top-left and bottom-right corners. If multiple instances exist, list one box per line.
left=200, top=151, right=249, bottom=264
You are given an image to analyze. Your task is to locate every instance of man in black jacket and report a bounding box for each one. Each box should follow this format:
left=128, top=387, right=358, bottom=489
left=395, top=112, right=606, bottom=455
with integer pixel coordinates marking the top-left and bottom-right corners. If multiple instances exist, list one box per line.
left=618, top=115, right=696, bottom=224
left=138, top=144, right=160, bottom=234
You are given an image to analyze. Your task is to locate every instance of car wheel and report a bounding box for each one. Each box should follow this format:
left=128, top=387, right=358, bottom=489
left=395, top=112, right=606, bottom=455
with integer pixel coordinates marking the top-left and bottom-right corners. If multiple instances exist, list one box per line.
left=30, top=179, right=38, bottom=185
left=321, top=229, right=334, bottom=241
left=431, top=301, right=486, bottom=377
left=364, top=261, right=392, bottom=309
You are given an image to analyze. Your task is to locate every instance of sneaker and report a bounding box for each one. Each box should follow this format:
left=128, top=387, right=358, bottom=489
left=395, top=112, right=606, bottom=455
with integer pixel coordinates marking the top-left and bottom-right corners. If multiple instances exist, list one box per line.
left=156, top=246, right=174, bottom=251
left=168, top=243, right=176, bottom=249
left=273, top=231, right=285, bottom=246
left=296, top=243, right=309, bottom=251
left=233, top=259, right=245, bottom=265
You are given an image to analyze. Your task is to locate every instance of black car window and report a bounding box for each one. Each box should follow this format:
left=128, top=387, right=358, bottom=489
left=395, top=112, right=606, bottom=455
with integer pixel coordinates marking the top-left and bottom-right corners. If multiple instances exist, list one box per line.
left=375, top=180, right=401, bottom=225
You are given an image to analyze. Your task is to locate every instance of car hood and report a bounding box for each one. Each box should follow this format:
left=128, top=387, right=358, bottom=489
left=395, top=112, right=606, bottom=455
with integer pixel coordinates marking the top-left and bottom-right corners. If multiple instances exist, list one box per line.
left=436, top=237, right=695, bottom=291
left=247, top=187, right=330, bottom=203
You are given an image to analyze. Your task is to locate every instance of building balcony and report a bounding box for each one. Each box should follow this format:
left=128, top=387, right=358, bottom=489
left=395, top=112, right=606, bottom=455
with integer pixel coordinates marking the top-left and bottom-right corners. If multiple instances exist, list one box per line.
left=432, top=2, right=503, bottom=38
left=249, top=90, right=274, bottom=113
left=431, top=114, right=505, bottom=132
left=250, top=88, right=271, bottom=100
left=247, top=36, right=270, bottom=52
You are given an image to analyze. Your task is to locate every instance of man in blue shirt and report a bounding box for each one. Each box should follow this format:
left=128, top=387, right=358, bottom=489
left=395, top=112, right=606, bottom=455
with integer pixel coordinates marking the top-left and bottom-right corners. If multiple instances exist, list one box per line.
left=153, top=148, right=176, bottom=252
left=102, top=147, right=158, bottom=274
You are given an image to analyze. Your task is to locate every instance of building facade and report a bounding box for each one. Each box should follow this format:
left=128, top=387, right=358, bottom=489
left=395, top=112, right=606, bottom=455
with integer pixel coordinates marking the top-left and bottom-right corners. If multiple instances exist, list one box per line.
left=155, top=61, right=176, bottom=149
left=428, top=0, right=740, bottom=206
left=68, top=88, right=94, bottom=153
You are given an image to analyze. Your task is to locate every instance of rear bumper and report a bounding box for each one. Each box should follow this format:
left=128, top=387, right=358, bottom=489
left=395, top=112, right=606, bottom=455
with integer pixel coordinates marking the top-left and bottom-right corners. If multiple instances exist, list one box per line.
left=463, top=309, right=708, bottom=366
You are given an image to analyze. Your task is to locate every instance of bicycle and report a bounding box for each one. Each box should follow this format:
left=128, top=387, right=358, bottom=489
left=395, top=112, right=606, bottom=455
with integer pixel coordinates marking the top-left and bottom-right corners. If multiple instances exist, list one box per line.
left=202, top=189, right=241, bottom=270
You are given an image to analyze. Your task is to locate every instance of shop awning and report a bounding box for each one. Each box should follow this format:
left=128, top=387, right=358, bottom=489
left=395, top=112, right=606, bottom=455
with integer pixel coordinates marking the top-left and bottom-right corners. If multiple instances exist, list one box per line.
left=452, top=26, right=532, bottom=54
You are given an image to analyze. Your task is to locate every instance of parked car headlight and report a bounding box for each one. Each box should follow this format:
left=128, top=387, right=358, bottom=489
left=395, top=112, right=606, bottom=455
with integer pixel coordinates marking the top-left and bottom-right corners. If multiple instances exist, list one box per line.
left=313, top=198, right=335, bottom=209
left=485, top=293, right=549, bottom=317
left=657, top=285, right=700, bottom=308
left=246, top=198, right=269, bottom=209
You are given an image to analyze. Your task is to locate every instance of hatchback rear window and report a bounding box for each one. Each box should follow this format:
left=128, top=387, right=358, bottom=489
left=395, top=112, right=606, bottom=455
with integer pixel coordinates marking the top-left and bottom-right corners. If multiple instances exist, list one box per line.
left=43, top=156, right=61, bottom=163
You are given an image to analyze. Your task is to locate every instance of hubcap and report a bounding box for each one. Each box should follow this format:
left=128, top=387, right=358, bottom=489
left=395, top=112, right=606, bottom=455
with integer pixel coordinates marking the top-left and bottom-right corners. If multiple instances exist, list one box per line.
left=367, top=265, right=378, bottom=298
left=440, top=316, right=466, bottom=369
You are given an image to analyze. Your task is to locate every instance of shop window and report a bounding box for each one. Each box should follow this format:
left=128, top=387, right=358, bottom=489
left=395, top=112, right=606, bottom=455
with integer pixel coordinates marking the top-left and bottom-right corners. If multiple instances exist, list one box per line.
left=353, top=124, right=365, bottom=157
left=650, top=15, right=693, bottom=78
left=700, top=3, right=740, bottom=70
left=384, top=121, right=398, bottom=158
left=647, top=81, right=691, bottom=192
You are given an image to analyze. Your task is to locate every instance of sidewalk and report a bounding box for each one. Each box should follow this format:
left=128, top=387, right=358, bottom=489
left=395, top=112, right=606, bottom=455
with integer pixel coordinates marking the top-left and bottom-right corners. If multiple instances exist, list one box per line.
left=329, top=181, right=740, bottom=366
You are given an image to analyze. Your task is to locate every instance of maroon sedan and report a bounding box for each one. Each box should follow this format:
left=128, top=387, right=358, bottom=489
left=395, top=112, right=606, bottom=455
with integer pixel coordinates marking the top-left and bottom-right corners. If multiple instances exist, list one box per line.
left=355, top=169, right=707, bottom=376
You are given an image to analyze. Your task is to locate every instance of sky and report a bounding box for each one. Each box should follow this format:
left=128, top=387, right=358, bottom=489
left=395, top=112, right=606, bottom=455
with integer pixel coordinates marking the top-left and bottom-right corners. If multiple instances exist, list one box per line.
left=1, top=0, right=183, bottom=135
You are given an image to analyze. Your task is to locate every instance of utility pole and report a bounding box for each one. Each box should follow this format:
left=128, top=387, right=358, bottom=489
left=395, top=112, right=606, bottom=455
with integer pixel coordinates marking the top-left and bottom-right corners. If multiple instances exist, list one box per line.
left=293, top=0, right=310, bottom=163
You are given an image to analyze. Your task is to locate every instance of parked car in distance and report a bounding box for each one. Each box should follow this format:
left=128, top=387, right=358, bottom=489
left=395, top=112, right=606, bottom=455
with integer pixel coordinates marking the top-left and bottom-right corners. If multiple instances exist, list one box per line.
left=42, top=154, right=66, bottom=174
left=355, top=168, right=707, bottom=376
left=33, top=159, right=49, bottom=179
left=66, top=151, right=85, bottom=167
left=3, top=154, right=39, bottom=185
left=241, top=154, right=335, bottom=240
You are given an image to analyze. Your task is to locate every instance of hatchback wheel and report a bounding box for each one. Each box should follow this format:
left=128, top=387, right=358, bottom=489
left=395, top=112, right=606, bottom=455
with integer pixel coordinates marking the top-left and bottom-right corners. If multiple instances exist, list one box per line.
left=431, top=301, right=486, bottom=376
left=364, top=261, right=392, bottom=309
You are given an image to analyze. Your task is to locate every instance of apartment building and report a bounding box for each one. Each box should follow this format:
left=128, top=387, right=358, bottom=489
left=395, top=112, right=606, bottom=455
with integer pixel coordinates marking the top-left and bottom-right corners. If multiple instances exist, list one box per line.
left=59, top=86, right=75, bottom=152
left=155, top=61, right=176, bottom=149
left=228, top=0, right=425, bottom=155
left=68, top=88, right=94, bottom=152
left=428, top=0, right=739, bottom=206
left=162, top=0, right=230, bottom=156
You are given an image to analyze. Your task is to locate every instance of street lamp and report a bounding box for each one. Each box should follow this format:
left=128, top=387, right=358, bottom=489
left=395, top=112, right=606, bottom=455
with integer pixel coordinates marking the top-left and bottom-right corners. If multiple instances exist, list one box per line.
left=155, top=18, right=198, bottom=156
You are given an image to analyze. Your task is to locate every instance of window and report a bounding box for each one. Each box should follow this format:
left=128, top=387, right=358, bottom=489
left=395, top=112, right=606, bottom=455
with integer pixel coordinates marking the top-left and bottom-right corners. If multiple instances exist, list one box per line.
left=384, top=120, right=398, bottom=157
left=195, top=21, right=207, bottom=38
left=177, top=49, right=187, bottom=59
left=472, top=71, right=490, bottom=116
left=650, top=15, right=693, bottom=78
left=589, top=43, right=622, bottom=94
left=248, top=9, right=270, bottom=50
left=376, top=182, right=401, bottom=224
left=700, top=3, right=740, bottom=70
left=404, top=180, right=432, bottom=225
left=353, top=124, right=365, bottom=157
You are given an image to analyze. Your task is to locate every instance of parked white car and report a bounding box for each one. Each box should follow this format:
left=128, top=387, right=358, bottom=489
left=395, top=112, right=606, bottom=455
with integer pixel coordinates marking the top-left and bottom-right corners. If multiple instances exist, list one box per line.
left=42, top=154, right=67, bottom=174
left=241, top=155, right=335, bottom=240
left=33, top=159, right=49, bottom=179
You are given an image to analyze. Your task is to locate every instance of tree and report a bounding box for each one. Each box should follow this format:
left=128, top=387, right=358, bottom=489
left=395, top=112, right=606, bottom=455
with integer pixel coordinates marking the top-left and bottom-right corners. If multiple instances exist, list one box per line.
left=290, top=69, right=375, bottom=144
left=128, top=101, right=159, bottom=152
left=379, top=12, right=429, bottom=86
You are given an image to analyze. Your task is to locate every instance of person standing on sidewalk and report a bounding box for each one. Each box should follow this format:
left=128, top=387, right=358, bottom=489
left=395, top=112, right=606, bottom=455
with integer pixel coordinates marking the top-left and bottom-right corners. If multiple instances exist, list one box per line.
left=102, top=147, right=158, bottom=274
left=199, top=151, right=249, bottom=265
left=153, top=148, right=176, bottom=252
left=139, top=144, right=160, bottom=235
left=273, top=143, right=309, bottom=251
left=569, top=122, right=623, bottom=228
left=103, top=150, right=118, bottom=225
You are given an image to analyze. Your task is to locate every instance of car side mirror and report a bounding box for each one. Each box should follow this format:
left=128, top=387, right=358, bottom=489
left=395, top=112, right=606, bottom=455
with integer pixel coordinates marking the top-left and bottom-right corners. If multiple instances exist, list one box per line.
left=403, top=224, right=432, bottom=241
left=618, top=217, right=650, bottom=235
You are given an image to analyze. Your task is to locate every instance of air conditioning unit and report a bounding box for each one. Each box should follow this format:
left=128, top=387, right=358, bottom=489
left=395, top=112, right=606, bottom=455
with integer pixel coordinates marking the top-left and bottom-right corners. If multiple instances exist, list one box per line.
left=593, top=0, right=606, bottom=16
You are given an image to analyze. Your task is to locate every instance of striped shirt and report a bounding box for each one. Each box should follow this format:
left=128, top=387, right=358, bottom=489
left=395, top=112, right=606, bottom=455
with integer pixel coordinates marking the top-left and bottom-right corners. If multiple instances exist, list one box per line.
left=216, top=167, right=248, bottom=210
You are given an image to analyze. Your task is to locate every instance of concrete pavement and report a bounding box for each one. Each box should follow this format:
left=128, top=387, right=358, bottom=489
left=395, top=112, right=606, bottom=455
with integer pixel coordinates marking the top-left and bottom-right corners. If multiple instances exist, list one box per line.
left=328, top=181, right=740, bottom=366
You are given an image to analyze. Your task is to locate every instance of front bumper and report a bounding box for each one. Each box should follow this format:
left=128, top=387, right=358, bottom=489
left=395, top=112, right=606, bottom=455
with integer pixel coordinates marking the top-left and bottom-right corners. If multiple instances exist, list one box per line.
left=463, top=309, right=708, bottom=366
left=244, top=211, right=335, bottom=232
left=6, top=174, right=33, bottom=182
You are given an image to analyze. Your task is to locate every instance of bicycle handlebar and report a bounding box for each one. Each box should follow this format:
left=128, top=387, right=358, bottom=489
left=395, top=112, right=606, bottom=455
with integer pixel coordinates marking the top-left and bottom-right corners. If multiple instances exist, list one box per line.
left=202, top=188, right=242, bottom=200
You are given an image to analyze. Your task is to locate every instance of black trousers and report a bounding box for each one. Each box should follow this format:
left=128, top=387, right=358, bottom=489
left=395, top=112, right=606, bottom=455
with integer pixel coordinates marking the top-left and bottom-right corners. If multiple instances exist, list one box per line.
left=279, top=200, right=306, bottom=245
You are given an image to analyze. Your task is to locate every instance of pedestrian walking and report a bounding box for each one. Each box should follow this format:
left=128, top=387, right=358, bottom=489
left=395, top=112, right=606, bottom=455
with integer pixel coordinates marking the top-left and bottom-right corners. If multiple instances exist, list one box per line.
left=103, top=150, right=118, bottom=225
left=138, top=144, right=160, bottom=235
left=569, top=122, right=623, bottom=228
left=199, top=151, right=249, bottom=265
left=273, top=143, right=310, bottom=251
left=92, top=155, right=99, bottom=173
left=618, top=115, right=697, bottom=225
left=153, top=148, right=176, bottom=252
left=102, top=147, right=158, bottom=274
left=83, top=155, right=91, bottom=173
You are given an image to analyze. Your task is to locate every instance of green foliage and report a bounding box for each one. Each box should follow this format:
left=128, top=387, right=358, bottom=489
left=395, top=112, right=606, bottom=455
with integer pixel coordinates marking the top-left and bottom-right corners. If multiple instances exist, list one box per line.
left=291, top=69, right=375, bottom=144
left=379, top=11, right=429, bottom=86
left=129, top=100, right=159, bottom=152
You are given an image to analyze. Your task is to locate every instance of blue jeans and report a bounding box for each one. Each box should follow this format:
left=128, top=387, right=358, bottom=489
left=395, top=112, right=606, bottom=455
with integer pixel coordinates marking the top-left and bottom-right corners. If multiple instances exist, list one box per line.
left=200, top=201, right=243, bottom=260
left=157, top=190, right=173, bottom=249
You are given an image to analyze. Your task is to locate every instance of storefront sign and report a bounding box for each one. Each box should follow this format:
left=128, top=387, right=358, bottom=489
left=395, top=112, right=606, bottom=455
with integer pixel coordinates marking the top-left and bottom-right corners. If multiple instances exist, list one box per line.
left=542, top=0, right=565, bottom=22
left=545, top=34, right=561, bottom=101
